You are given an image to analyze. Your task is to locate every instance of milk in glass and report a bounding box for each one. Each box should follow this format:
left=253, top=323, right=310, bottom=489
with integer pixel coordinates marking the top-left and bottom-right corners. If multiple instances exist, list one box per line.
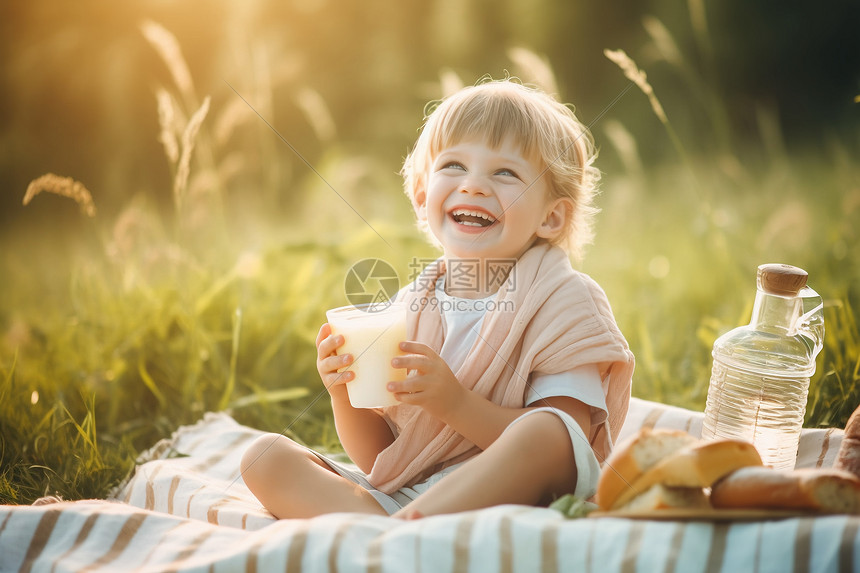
left=326, top=302, right=407, bottom=408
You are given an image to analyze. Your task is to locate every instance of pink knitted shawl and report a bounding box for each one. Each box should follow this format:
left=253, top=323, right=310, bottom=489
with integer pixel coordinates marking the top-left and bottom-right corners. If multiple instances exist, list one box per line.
left=367, top=243, right=635, bottom=493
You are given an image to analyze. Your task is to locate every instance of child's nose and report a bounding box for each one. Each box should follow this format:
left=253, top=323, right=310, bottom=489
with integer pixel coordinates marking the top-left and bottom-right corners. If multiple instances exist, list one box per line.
left=458, top=176, right=491, bottom=196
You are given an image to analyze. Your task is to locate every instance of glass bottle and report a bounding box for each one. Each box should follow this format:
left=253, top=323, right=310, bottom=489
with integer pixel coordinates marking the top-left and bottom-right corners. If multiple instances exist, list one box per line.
left=702, top=264, right=825, bottom=469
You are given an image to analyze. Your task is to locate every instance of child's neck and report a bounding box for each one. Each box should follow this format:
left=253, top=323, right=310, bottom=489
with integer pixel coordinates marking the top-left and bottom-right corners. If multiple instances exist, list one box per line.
left=442, top=256, right=515, bottom=299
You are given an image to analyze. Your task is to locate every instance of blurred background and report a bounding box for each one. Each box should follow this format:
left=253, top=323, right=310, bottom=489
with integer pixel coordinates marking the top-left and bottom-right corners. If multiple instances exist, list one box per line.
left=3, top=0, right=859, bottom=225
left=1, top=0, right=859, bottom=503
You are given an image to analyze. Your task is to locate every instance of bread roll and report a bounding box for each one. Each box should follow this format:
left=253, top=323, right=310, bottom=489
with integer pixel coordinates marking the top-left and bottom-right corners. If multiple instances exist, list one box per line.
left=835, top=403, right=860, bottom=479
left=611, top=438, right=762, bottom=510
left=711, top=467, right=860, bottom=514
left=617, top=484, right=710, bottom=512
left=597, top=428, right=698, bottom=510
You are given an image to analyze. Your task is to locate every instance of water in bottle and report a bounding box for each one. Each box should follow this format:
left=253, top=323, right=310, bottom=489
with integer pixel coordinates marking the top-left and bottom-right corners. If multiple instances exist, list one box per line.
left=702, top=264, right=824, bottom=469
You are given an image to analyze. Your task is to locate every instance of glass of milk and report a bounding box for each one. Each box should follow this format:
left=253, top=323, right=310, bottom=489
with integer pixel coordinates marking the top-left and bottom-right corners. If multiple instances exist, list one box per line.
left=325, top=301, right=407, bottom=408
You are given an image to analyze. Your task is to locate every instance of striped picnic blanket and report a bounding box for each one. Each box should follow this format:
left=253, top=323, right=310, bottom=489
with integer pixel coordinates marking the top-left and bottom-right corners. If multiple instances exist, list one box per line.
left=1, top=398, right=856, bottom=572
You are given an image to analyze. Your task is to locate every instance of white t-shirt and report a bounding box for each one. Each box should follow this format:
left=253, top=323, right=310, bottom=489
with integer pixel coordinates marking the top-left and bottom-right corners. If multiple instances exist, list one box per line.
left=433, top=277, right=609, bottom=429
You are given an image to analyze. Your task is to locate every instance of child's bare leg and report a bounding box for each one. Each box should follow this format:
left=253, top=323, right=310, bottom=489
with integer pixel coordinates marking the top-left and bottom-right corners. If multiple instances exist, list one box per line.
left=240, top=433, right=388, bottom=519
left=393, top=412, right=577, bottom=518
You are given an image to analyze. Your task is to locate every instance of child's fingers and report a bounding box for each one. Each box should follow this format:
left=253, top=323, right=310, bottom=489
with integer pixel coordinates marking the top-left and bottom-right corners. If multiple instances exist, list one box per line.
left=391, top=353, right=434, bottom=372
left=317, top=333, right=345, bottom=361
left=391, top=390, right=421, bottom=405
left=387, top=378, right=422, bottom=395
left=316, top=323, right=332, bottom=346
left=321, top=353, right=352, bottom=374
left=323, top=369, right=353, bottom=388
left=316, top=328, right=350, bottom=383
left=398, top=341, right=434, bottom=356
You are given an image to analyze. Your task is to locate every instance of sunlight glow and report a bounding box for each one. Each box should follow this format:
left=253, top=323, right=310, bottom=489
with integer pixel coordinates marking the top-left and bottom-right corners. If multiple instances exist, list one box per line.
left=648, top=255, right=670, bottom=279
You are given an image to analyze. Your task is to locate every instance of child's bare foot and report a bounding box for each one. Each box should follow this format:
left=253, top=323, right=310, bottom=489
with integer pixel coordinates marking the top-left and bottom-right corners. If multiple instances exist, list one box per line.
left=394, top=507, right=425, bottom=520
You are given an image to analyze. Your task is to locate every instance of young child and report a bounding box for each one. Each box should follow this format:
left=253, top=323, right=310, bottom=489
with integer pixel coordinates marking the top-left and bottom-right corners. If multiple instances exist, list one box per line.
left=241, top=78, right=635, bottom=519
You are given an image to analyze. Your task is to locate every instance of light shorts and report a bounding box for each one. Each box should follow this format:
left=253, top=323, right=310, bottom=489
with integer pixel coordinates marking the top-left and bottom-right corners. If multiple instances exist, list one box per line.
left=310, top=406, right=600, bottom=515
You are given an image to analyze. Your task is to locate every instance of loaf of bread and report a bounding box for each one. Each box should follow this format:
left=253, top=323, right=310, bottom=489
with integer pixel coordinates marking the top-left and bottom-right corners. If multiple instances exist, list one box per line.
left=597, top=428, right=698, bottom=510
left=835, top=403, right=860, bottom=479
left=611, top=438, right=763, bottom=510
left=618, top=484, right=710, bottom=512
left=711, top=466, right=860, bottom=514
left=598, top=422, right=860, bottom=515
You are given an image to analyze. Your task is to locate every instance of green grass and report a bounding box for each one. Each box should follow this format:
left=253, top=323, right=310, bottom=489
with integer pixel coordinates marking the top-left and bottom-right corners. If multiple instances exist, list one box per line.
left=0, top=205, right=438, bottom=504
left=1, top=24, right=858, bottom=505
left=2, top=148, right=856, bottom=505
left=582, top=155, right=860, bottom=420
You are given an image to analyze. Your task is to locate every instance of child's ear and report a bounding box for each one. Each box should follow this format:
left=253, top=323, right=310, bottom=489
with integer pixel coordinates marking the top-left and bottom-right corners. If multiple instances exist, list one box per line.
left=536, top=197, right=572, bottom=240
left=413, top=184, right=428, bottom=221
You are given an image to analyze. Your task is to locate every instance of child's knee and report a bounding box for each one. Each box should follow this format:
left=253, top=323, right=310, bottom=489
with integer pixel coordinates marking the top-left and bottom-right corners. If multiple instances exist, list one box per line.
left=240, top=433, right=301, bottom=484
left=508, top=412, right=580, bottom=494
left=510, top=411, right=570, bottom=445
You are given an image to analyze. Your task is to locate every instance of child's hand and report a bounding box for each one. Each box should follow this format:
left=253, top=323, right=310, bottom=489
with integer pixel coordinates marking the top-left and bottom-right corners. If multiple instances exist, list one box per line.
left=315, top=323, right=353, bottom=395
left=388, top=341, right=465, bottom=418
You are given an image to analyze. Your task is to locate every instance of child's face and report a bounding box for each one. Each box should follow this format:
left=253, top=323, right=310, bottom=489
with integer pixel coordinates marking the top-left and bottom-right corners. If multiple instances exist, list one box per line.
left=415, top=136, right=569, bottom=261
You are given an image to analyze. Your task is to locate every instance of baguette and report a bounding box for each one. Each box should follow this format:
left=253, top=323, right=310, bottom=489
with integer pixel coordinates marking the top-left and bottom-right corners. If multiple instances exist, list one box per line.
left=597, top=428, right=698, bottom=511
left=835, top=403, right=860, bottom=479
left=711, top=466, right=860, bottom=514
left=611, top=438, right=762, bottom=510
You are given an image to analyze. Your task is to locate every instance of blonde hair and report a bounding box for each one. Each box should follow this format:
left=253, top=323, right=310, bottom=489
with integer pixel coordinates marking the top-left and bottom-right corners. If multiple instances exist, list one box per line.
left=401, top=77, right=600, bottom=260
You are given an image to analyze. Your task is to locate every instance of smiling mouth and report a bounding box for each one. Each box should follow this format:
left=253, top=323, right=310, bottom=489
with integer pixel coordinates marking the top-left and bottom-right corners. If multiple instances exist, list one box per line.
left=450, top=208, right=497, bottom=228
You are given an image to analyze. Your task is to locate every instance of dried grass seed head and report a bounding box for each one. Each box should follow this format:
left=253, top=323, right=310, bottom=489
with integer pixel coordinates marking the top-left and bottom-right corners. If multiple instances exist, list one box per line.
left=604, top=49, right=668, bottom=124
left=140, top=20, right=196, bottom=106
left=156, top=89, right=180, bottom=164
left=173, top=96, right=211, bottom=211
left=23, top=173, right=96, bottom=217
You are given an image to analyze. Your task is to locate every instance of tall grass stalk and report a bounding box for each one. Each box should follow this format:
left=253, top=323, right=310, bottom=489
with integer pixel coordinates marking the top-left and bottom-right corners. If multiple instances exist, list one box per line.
left=603, top=49, right=683, bottom=156
left=807, top=299, right=860, bottom=427
left=220, top=308, right=242, bottom=411
left=602, top=48, right=703, bottom=205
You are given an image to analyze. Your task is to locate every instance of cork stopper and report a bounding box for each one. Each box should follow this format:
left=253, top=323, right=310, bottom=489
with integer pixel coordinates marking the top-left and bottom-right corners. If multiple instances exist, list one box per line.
left=757, top=263, right=808, bottom=296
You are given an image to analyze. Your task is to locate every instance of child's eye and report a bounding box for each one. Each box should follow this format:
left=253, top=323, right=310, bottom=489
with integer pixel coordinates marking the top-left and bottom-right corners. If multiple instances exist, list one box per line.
left=495, top=168, right=520, bottom=179
left=441, top=161, right=466, bottom=171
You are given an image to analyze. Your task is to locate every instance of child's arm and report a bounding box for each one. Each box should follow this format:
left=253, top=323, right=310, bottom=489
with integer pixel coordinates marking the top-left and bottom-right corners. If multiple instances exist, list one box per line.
left=391, top=342, right=591, bottom=450
left=316, top=324, right=395, bottom=473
